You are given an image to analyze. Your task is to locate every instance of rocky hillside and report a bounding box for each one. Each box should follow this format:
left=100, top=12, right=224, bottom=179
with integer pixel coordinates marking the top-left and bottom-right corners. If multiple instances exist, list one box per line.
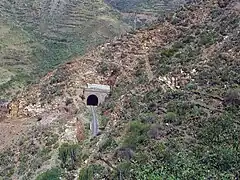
left=105, top=0, right=186, bottom=13
left=0, top=0, right=185, bottom=99
left=0, top=0, right=239, bottom=179
left=0, top=0, right=130, bottom=98
left=105, top=0, right=187, bottom=28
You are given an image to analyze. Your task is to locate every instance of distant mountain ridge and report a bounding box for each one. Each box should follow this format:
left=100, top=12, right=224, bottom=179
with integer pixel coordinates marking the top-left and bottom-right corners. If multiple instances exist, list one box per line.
left=105, top=0, right=186, bottom=13
left=0, top=0, right=129, bottom=98
left=0, top=0, right=186, bottom=99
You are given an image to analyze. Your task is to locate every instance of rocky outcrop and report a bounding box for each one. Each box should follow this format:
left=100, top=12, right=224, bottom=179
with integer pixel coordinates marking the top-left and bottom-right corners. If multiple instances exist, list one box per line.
left=0, top=100, right=9, bottom=121
left=76, top=118, right=85, bottom=142
left=218, top=0, right=231, bottom=8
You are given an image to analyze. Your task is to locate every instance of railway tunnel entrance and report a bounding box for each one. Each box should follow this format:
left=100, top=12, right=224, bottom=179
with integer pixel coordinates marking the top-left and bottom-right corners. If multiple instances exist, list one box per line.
left=87, top=95, right=98, bottom=106
left=83, top=84, right=111, bottom=137
left=84, top=84, right=111, bottom=106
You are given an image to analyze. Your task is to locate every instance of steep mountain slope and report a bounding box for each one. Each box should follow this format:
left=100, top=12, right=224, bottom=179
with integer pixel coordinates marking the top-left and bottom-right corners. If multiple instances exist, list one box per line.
left=105, top=0, right=186, bottom=13
left=0, top=0, right=239, bottom=179
left=0, top=19, right=36, bottom=97
left=105, top=0, right=187, bottom=28
left=0, top=0, right=130, bottom=98
left=0, top=0, right=186, bottom=99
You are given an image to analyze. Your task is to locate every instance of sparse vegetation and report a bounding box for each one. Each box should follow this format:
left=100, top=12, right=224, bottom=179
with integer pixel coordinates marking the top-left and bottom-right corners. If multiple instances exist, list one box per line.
left=123, top=121, right=150, bottom=149
left=199, top=31, right=217, bottom=46
left=36, top=168, right=61, bottom=180
left=58, top=143, right=81, bottom=170
left=94, top=0, right=240, bottom=178
left=164, top=112, right=177, bottom=123
left=99, top=136, right=117, bottom=152
left=79, top=164, right=105, bottom=180
left=0, top=0, right=130, bottom=98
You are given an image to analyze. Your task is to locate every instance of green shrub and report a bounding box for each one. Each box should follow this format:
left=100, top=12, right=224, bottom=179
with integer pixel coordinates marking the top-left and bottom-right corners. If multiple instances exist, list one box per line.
left=99, top=115, right=110, bottom=128
left=79, top=166, right=93, bottom=180
left=198, top=113, right=240, bottom=148
left=101, top=100, right=116, bottom=113
left=199, top=31, right=217, bottom=46
left=185, top=82, right=198, bottom=90
left=49, top=68, right=68, bottom=85
left=38, top=147, right=52, bottom=161
left=99, top=137, right=117, bottom=152
left=79, top=164, right=105, bottom=180
left=96, top=62, right=109, bottom=75
left=132, top=163, right=173, bottom=180
left=123, top=121, right=150, bottom=149
left=139, top=113, right=158, bottom=124
left=136, top=72, right=148, bottom=84
left=182, top=35, right=195, bottom=44
left=161, top=48, right=178, bottom=58
left=223, top=88, right=240, bottom=106
left=36, top=168, right=61, bottom=180
left=164, top=112, right=177, bottom=124
left=45, top=133, right=59, bottom=147
left=116, top=161, right=132, bottom=179
left=58, top=143, right=80, bottom=170
left=167, top=101, right=194, bottom=117
left=172, top=41, right=184, bottom=49
left=115, top=147, right=134, bottom=161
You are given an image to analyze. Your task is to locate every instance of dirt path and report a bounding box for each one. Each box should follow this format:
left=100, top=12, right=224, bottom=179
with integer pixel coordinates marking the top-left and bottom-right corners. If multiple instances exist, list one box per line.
left=145, top=56, right=154, bottom=81
left=0, top=117, right=34, bottom=150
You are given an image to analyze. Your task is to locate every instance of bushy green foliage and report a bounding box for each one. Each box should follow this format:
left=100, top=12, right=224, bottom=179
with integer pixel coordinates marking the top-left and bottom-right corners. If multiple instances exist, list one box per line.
left=199, top=31, right=217, bottom=46
left=96, top=62, right=109, bottom=75
left=161, top=48, right=178, bottom=58
left=124, top=110, right=240, bottom=178
left=198, top=113, right=240, bottom=149
left=79, top=164, right=105, bottom=180
left=130, top=134, right=239, bottom=179
left=99, top=115, right=110, bottom=128
left=79, top=166, right=94, bottom=180
left=36, top=168, right=61, bottom=180
left=139, top=112, right=158, bottom=124
left=185, top=82, right=198, bottom=90
left=164, top=112, right=177, bottom=123
left=224, top=88, right=240, bottom=106
left=99, top=137, right=117, bottom=152
left=58, top=143, right=80, bottom=170
left=116, top=161, right=132, bottom=179
left=38, top=147, right=52, bottom=162
left=123, top=121, right=150, bottom=149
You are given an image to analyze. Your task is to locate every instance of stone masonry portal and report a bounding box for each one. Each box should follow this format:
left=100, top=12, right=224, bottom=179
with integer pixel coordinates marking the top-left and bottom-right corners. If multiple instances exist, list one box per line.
left=84, top=84, right=111, bottom=106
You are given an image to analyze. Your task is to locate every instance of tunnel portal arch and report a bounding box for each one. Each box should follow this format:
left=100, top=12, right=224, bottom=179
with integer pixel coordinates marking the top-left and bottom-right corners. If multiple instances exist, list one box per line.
left=87, top=94, right=98, bottom=106
left=84, top=84, right=110, bottom=106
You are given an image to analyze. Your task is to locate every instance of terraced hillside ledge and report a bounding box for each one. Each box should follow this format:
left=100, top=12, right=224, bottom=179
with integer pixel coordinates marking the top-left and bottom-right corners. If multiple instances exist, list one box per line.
left=0, top=0, right=187, bottom=99
left=0, top=0, right=130, bottom=98
left=0, top=20, right=35, bottom=98
left=105, top=0, right=187, bottom=27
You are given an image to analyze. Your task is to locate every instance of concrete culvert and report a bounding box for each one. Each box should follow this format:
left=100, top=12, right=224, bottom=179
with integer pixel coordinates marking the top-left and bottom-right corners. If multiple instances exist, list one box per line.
left=87, top=95, right=98, bottom=106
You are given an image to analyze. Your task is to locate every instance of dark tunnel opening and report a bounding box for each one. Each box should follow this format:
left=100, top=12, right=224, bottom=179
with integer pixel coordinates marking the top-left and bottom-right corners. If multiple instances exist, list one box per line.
left=87, top=94, right=98, bottom=106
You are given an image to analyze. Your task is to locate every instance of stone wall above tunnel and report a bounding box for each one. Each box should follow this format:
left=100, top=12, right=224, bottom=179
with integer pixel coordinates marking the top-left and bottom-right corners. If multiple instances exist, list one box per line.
left=83, top=84, right=111, bottom=106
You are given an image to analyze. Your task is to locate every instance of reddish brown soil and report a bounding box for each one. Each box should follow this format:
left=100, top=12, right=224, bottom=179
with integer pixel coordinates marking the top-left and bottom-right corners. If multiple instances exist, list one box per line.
left=0, top=117, right=33, bottom=150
